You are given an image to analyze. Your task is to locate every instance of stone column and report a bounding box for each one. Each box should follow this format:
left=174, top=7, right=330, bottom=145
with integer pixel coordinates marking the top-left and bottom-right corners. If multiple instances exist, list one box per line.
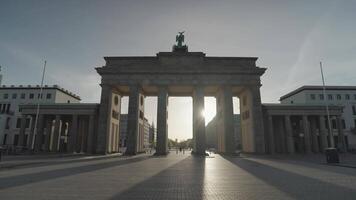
left=216, top=85, right=235, bottom=154
left=86, top=115, right=95, bottom=154
left=96, top=84, right=112, bottom=154
left=268, top=115, right=275, bottom=154
left=34, top=115, right=45, bottom=151
left=337, top=116, right=346, bottom=152
left=51, top=115, right=61, bottom=152
left=249, top=86, right=266, bottom=153
left=59, top=120, right=67, bottom=152
left=18, top=115, right=27, bottom=147
left=193, top=85, right=206, bottom=155
left=156, top=87, right=168, bottom=155
left=68, top=115, right=78, bottom=153
left=44, top=118, right=53, bottom=152
left=126, top=85, right=141, bottom=155
left=284, top=115, right=295, bottom=154
left=27, top=115, right=37, bottom=149
left=310, top=117, right=319, bottom=153
left=302, top=115, right=311, bottom=154
left=319, top=115, right=328, bottom=152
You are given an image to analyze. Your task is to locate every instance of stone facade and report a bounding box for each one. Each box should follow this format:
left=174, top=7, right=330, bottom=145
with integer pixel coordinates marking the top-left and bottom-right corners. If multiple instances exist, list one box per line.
left=96, top=51, right=266, bottom=155
left=19, top=104, right=98, bottom=153
left=0, top=85, right=80, bottom=149
left=262, top=104, right=345, bottom=154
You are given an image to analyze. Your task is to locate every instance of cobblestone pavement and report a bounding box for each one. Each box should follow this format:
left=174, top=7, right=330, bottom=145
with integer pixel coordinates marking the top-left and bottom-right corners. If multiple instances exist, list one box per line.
left=0, top=152, right=356, bottom=200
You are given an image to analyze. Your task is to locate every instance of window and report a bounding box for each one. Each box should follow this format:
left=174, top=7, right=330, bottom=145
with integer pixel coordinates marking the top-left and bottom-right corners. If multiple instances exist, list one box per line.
left=21, top=93, right=26, bottom=99
left=319, top=94, right=324, bottom=100
left=29, top=93, right=34, bottom=99
left=5, top=117, right=11, bottom=129
left=353, top=105, right=356, bottom=115
left=337, top=94, right=341, bottom=100
left=332, top=119, right=337, bottom=129
left=25, top=118, right=30, bottom=128
left=342, top=119, right=346, bottom=129
left=346, top=94, right=350, bottom=100
left=354, top=94, right=356, bottom=100
left=140, top=96, right=144, bottom=106
left=38, top=93, right=43, bottom=99
left=12, top=93, right=17, bottom=99
left=310, top=94, right=316, bottom=100
left=67, top=100, right=70, bottom=103
left=290, top=101, right=294, bottom=104
left=328, top=94, right=333, bottom=100
left=46, top=93, right=52, bottom=99
left=3, top=93, right=8, bottom=99
left=6, top=104, right=10, bottom=113
left=16, top=118, right=21, bottom=128
left=13, top=135, right=19, bottom=146
left=243, top=96, right=247, bottom=106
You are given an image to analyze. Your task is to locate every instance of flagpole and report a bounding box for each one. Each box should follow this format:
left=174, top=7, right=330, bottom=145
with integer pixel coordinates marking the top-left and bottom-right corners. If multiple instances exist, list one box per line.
left=31, top=60, right=46, bottom=151
left=320, top=61, right=334, bottom=147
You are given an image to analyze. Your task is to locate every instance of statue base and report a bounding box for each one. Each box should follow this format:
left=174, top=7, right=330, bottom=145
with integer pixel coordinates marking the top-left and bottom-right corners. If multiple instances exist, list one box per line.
left=172, top=45, right=188, bottom=53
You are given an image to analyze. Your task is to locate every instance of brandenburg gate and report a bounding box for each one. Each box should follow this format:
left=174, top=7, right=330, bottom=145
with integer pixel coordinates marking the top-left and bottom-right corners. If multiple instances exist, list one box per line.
left=95, top=33, right=266, bottom=155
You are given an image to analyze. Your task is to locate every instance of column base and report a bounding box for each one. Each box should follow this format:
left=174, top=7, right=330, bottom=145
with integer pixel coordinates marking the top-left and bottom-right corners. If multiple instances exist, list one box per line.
left=124, top=151, right=137, bottom=156
left=154, top=151, right=169, bottom=156
left=191, top=151, right=209, bottom=156
left=217, top=151, right=241, bottom=156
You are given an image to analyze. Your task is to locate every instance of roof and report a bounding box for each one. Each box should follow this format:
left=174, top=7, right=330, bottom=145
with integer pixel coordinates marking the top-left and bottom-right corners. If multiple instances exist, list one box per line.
left=280, top=85, right=356, bottom=101
left=0, top=85, right=81, bottom=100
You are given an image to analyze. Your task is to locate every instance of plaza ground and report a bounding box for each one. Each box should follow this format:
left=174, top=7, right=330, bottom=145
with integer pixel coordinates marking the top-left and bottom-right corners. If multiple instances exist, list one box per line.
left=1, top=152, right=356, bottom=200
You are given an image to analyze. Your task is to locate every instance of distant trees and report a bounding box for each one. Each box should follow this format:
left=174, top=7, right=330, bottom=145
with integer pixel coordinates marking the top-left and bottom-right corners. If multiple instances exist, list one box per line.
left=168, top=138, right=193, bottom=149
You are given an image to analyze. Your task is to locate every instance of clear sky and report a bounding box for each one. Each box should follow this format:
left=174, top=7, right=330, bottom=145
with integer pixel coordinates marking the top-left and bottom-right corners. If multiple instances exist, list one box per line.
left=1, top=0, right=356, bottom=140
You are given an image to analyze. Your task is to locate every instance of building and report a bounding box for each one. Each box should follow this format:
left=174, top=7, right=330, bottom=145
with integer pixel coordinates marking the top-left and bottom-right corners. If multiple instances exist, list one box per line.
left=118, top=114, right=152, bottom=152
left=280, top=85, right=356, bottom=150
left=206, top=114, right=241, bottom=150
left=14, top=36, right=347, bottom=155
left=148, top=122, right=156, bottom=147
left=262, top=104, right=344, bottom=154
left=0, top=85, right=80, bottom=149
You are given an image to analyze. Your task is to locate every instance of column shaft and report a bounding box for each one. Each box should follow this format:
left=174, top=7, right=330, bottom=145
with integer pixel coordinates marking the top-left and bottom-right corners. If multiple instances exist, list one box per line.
left=156, top=87, right=168, bottom=155
left=68, top=115, right=78, bottom=153
left=51, top=115, right=61, bottom=152
left=302, top=115, right=311, bottom=154
left=27, top=116, right=37, bottom=149
left=34, top=115, right=45, bottom=151
left=126, top=85, right=141, bottom=155
left=268, top=116, right=275, bottom=154
left=319, top=116, right=328, bottom=152
left=44, top=118, right=53, bottom=151
left=249, top=86, right=266, bottom=153
left=96, top=84, right=112, bottom=154
left=284, top=115, right=295, bottom=154
left=310, top=117, right=319, bottom=153
left=337, top=116, right=346, bottom=152
left=87, top=115, right=95, bottom=154
left=18, top=115, right=27, bottom=147
left=193, top=86, right=206, bottom=155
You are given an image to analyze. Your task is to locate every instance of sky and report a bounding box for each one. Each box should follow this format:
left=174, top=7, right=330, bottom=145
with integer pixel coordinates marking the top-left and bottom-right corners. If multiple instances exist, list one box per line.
left=1, top=0, right=356, bottom=140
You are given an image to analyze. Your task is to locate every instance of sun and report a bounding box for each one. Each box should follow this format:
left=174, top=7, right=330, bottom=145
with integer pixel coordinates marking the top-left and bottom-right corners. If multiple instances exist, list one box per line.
left=201, top=108, right=216, bottom=125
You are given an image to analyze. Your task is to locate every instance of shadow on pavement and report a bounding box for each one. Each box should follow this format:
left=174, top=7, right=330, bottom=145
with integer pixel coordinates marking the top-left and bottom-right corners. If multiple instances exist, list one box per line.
left=0, top=156, right=150, bottom=189
left=0, top=153, right=131, bottom=171
left=109, top=156, right=206, bottom=200
left=221, top=155, right=356, bottom=200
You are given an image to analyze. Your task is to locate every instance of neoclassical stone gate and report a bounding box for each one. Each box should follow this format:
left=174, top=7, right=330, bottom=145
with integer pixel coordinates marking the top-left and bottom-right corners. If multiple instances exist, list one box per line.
left=96, top=50, right=266, bottom=155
